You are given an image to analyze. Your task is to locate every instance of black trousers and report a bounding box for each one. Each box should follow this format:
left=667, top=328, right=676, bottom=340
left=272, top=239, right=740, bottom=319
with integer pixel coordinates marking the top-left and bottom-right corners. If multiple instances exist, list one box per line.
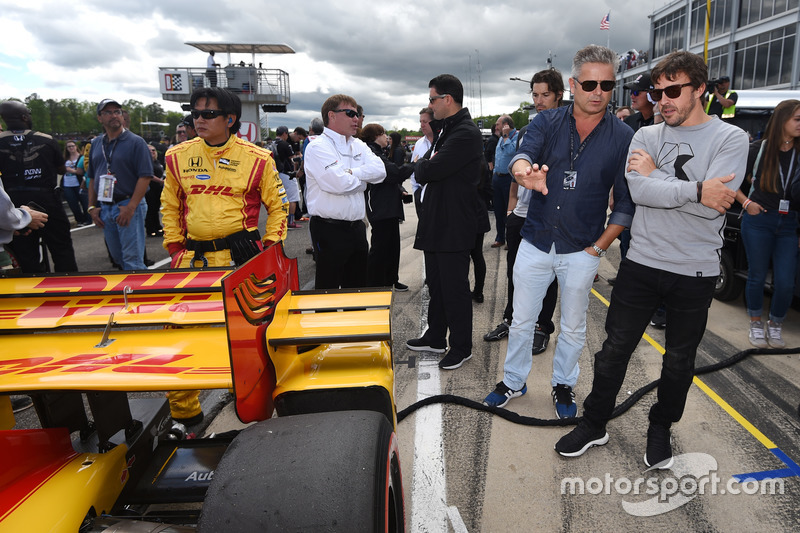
left=423, top=249, right=472, bottom=357
left=367, top=218, right=400, bottom=287
left=145, top=181, right=163, bottom=234
left=582, top=260, right=715, bottom=430
left=470, top=232, right=486, bottom=294
left=6, top=189, right=77, bottom=273
left=309, top=217, right=368, bottom=289
left=503, top=213, right=558, bottom=333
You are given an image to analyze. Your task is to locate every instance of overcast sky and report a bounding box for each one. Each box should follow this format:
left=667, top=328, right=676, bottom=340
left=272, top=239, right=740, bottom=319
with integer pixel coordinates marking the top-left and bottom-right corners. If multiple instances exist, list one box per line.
left=1, top=1, right=666, bottom=132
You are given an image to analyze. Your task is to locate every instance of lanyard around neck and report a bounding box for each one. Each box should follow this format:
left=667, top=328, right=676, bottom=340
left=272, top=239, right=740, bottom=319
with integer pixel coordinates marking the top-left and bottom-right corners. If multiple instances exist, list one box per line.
left=568, top=109, right=599, bottom=171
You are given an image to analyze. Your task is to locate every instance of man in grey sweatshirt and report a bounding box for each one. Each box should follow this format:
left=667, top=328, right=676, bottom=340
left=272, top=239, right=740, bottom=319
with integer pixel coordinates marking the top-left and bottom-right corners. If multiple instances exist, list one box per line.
left=555, top=51, right=749, bottom=467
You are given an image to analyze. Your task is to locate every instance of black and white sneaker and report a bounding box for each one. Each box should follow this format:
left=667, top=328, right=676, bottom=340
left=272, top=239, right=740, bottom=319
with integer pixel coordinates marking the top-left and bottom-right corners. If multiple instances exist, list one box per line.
left=483, top=322, right=510, bottom=342
left=555, top=421, right=609, bottom=457
left=532, top=324, right=549, bottom=355
left=438, top=351, right=472, bottom=370
left=405, top=337, right=447, bottom=353
left=643, top=424, right=674, bottom=469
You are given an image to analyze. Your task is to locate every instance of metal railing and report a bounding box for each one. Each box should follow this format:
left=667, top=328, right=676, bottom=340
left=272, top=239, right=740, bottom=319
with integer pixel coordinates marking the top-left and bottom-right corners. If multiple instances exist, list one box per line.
left=159, top=67, right=290, bottom=104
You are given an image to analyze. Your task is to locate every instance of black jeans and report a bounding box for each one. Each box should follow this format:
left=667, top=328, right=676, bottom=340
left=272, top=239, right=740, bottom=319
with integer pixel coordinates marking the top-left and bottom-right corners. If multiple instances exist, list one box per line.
left=582, top=259, right=715, bottom=430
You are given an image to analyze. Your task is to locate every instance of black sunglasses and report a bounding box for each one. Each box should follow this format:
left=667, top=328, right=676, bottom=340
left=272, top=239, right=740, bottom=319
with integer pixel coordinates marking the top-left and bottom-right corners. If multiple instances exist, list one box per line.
left=191, top=109, right=226, bottom=120
left=428, top=94, right=449, bottom=103
left=648, top=83, right=694, bottom=101
left=573, top=79, right=615, bottom=92
left=333, top=109, right=359, bottom=118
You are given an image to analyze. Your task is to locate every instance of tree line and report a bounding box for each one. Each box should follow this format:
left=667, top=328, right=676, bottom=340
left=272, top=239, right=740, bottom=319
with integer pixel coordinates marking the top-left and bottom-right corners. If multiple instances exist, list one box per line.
left=1, top=94, right=534, bottom=143
left=1, top=94, right=184, bottom=143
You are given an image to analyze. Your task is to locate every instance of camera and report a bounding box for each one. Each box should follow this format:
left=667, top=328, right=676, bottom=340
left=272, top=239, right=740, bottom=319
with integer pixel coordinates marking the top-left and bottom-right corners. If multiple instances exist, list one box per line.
left=706, top=79, right=719, bottom=94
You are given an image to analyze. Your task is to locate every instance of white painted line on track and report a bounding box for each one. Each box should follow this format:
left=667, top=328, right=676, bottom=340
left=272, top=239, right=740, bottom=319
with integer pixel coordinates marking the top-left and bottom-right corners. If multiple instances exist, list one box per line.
left=447, top=506, right=469, bottom=533
left=410, top=259, right=452, bottom=532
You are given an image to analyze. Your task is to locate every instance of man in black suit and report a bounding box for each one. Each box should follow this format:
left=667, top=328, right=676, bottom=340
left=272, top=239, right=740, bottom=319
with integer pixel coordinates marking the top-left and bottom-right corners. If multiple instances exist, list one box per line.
left=405, top=74, right=484, bottom=370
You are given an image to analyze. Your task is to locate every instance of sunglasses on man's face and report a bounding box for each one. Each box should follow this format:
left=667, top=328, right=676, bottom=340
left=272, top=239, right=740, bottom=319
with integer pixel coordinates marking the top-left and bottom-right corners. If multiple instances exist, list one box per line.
left=573, top=79, right=615, bottom=92
left=648, top=82, right=694, bottom=101
left=332, top=109, right=359, bottom=118
left=191, top=109, right=226, bottom=120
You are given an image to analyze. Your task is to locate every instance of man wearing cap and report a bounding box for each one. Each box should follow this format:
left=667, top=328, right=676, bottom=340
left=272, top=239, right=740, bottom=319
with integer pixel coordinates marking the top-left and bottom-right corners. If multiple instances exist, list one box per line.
left=304, top=94, right=386, bottom=289
left=624, top=72, right=655, bottom=132
left=705, top=76, right=737, bottom=120
left=0, top=100, right=78, bottom=273
left=87, top=99, right=152, bottom=270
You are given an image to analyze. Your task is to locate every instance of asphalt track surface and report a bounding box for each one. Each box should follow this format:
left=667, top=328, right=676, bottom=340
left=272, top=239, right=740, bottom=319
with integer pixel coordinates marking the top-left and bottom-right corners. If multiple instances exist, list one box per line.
left=14, top=203, right=800, bottom=531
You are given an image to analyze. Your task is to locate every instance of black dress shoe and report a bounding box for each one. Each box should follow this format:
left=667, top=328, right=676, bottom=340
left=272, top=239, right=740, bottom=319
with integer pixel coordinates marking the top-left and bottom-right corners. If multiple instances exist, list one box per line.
left=472, top=291, right=484, bottom=303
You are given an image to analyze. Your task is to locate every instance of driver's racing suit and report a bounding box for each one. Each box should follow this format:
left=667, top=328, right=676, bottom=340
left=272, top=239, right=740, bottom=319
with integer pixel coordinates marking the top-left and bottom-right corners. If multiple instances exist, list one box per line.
left=162, top=135, right=288, bottom=268
left=161, top=135, right=287, bottom=421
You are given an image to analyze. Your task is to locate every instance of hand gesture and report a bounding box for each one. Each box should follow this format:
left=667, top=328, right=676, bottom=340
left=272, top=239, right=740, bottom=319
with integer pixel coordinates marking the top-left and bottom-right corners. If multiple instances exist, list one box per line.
left=514, top=163, right=549, bottom=195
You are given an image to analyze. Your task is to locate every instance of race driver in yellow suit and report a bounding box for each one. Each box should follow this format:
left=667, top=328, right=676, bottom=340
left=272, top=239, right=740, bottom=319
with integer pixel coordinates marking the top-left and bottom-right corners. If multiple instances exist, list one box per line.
left=161, top=87, right=287, bottom=424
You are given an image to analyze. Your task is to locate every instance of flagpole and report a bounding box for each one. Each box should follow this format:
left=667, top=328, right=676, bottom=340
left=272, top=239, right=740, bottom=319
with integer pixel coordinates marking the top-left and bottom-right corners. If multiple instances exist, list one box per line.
left=607, top=10, right=611, bottom=48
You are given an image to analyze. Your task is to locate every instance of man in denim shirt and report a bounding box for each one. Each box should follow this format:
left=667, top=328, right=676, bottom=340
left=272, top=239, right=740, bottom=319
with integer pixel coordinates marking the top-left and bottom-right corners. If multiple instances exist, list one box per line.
left=483, top=45, right=634, bottom=417
left=491, top=115, right=518, bottom=247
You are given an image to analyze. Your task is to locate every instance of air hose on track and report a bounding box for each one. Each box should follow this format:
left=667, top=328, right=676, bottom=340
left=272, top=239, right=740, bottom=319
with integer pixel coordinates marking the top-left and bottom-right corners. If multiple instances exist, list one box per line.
left=396, top=346, right=800, bottom=425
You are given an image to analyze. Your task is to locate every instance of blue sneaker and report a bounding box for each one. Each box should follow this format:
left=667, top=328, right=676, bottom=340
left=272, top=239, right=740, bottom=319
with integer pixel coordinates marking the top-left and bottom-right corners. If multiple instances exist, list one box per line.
left=483, top=381, right=527, bottom=408
left=552, top=384, right=577, bottom=418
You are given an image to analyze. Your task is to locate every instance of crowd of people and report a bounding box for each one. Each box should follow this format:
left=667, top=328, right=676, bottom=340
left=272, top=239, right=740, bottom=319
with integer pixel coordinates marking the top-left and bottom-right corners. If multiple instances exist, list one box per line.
left=0, top=42, right=796, bottom=470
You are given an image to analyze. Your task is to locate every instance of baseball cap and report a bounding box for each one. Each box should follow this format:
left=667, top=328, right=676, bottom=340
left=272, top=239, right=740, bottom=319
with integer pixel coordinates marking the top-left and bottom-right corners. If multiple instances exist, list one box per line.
left=180, top=114, right=195, bottom=129
left=97, top=98, right=121, bottom=114
left=623, top=73, right=653, bottom=92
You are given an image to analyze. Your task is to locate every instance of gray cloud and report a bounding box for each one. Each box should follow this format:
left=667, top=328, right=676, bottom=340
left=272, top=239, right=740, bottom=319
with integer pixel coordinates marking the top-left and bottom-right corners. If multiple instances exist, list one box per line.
left=6, top=1, right=653, bottom=129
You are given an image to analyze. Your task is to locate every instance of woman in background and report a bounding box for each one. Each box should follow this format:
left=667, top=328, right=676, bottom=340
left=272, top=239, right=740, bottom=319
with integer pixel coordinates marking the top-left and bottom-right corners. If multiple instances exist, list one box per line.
left=736, top=99, right=800, bottom=348
left=62, top=141, right=90, bottom=226
left=362, top=124, right=413, bottom=290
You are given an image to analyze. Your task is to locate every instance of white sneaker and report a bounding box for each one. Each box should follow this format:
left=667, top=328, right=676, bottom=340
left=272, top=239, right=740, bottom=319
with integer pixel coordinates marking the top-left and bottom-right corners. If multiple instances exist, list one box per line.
left=766, top=321, right=785, bottom=348
left=748, top=320, right=768, bottom=348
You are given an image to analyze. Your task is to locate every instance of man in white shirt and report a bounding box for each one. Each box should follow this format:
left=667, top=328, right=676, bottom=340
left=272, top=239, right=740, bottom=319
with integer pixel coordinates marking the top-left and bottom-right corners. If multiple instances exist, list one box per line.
left=206, top=51, right=220, bottom=87
left=304, top=94, right=386, bottom=289
left=410, top=107, right=434, bottom=216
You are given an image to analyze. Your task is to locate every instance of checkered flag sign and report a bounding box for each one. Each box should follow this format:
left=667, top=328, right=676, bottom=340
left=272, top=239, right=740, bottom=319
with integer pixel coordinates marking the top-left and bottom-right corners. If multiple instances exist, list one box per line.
left=164, top=73, right=183, bottom=92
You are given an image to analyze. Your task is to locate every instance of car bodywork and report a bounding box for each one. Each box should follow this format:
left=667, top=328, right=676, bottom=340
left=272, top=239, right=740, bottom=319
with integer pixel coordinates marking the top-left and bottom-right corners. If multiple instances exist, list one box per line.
left=0, top=245, right=401, bottom=532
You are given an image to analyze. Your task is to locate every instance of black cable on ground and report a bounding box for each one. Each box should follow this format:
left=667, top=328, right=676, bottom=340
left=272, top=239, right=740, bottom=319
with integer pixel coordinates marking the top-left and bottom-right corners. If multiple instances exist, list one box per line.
left=396, top=346, right=800, bottom=425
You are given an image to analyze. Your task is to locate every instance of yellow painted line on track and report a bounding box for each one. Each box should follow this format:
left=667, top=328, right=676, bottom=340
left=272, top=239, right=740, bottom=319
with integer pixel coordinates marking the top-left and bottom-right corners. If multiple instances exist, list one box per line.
left=590, top=287, right=776, bottom=451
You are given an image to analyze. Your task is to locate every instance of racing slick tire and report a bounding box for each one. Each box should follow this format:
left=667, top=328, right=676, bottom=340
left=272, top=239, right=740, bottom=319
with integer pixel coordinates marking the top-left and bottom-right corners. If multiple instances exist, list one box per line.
left=198, top=410, right=404, bottom=532
left=715, top=248, right=744, bottom=302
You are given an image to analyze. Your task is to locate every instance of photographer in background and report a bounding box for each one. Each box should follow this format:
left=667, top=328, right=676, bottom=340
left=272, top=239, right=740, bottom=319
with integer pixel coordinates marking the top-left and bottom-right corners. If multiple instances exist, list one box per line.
left=705, top=76, right=738, bottom=121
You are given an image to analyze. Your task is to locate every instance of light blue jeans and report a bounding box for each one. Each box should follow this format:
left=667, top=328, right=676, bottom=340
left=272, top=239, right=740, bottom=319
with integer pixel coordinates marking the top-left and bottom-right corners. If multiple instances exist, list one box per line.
left=100, top=199, right=147, bottom=270
left=503, top=239, right=600, bottom=390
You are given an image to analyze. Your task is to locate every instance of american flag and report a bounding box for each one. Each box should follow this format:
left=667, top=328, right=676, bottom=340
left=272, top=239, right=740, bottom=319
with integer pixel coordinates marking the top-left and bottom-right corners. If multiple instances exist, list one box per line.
left=600, top=12, right=610, bottom=30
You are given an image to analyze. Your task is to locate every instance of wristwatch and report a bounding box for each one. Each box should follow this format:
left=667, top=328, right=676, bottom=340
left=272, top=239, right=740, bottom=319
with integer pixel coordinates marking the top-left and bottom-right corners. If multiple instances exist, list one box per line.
left=592, top=243, right=607, bottom=257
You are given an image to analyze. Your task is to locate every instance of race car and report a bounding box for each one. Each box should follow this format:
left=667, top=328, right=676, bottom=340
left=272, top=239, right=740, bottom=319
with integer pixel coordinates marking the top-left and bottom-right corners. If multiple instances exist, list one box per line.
left=0, top=244, right=403, bottom=532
